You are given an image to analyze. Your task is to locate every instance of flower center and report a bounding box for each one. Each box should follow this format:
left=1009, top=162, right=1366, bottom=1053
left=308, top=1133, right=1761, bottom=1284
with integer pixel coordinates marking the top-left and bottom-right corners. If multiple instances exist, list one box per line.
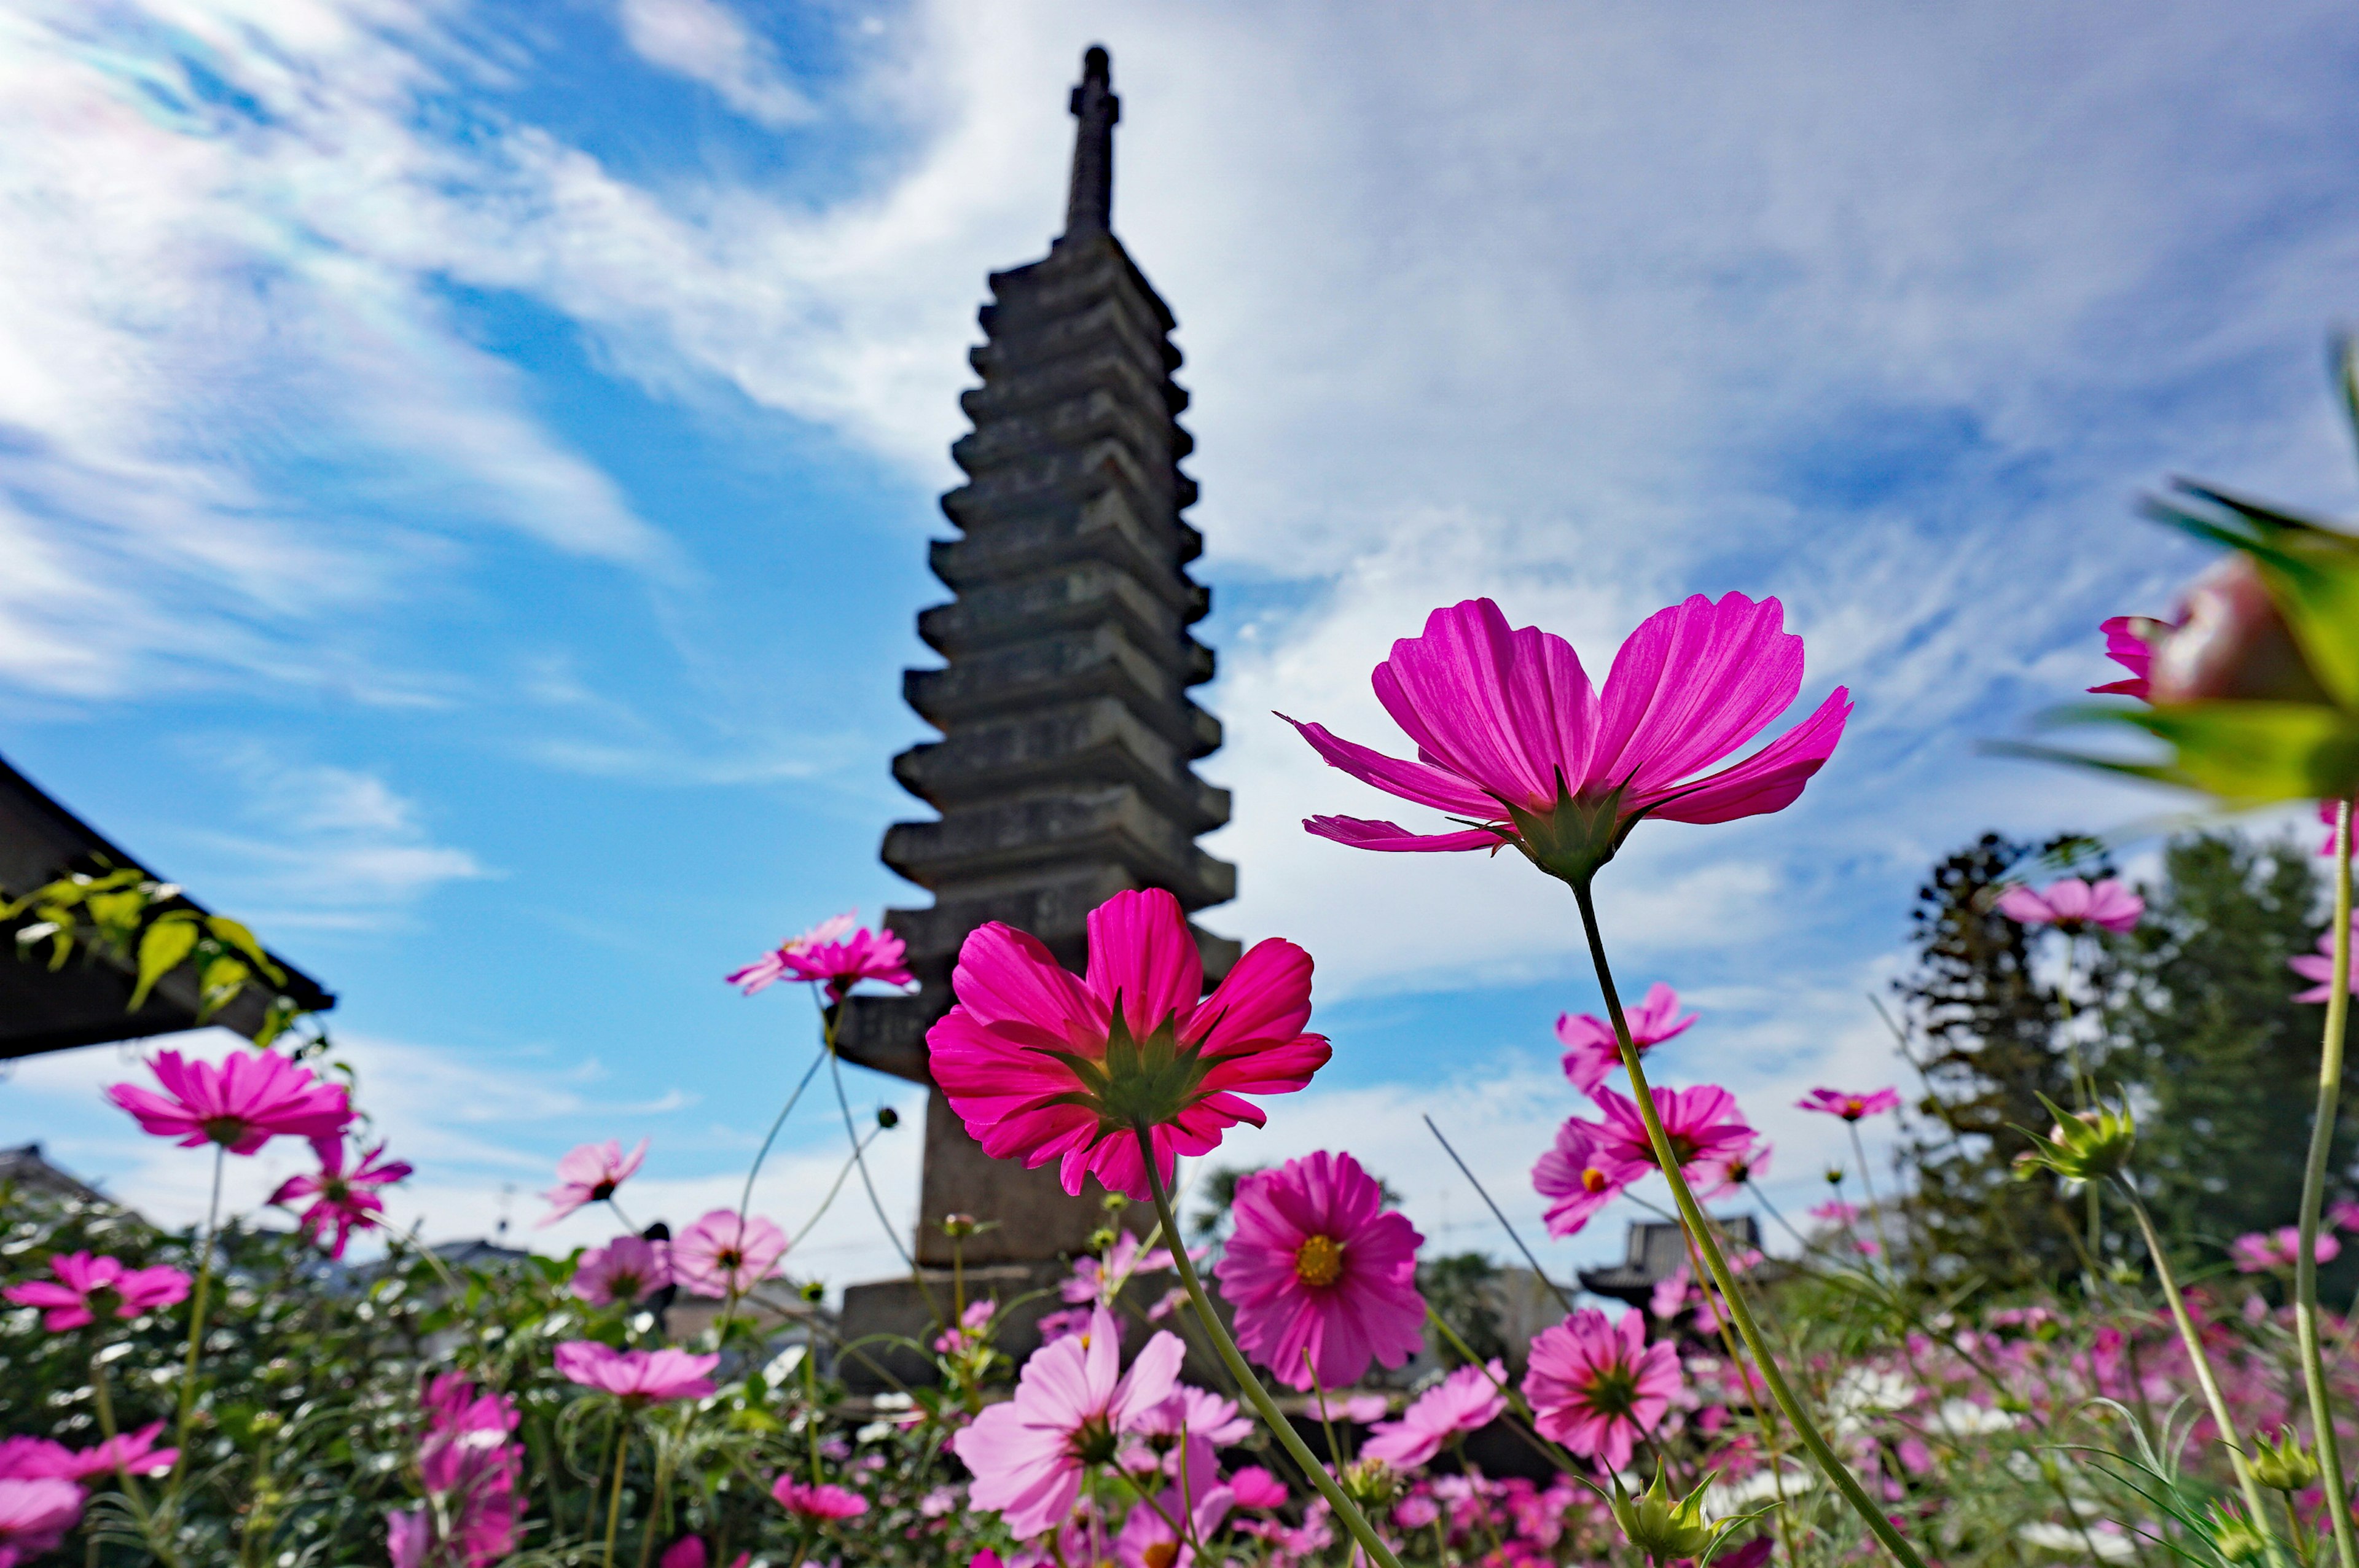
left=1144, top=1545, right=1181, bottom=1568
left=1581, top=1362, right=1641, bottom=1420
left=590, top=1179, right=619, bottom=1201
left=714, top=1247, right=744, bottom=1271
left=200, top=1115, right=250, bottom=1147
left=1294, top=1234, right=1345, bottom=1288
left=1580, top=1166, right=1610, bottom=1194
left=1066, top=1412, right=1120, bottom=1467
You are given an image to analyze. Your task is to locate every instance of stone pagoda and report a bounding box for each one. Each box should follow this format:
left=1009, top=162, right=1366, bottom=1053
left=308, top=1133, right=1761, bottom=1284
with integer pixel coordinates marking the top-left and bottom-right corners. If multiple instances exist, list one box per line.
left=837, top=47, right=1236, bottom=1286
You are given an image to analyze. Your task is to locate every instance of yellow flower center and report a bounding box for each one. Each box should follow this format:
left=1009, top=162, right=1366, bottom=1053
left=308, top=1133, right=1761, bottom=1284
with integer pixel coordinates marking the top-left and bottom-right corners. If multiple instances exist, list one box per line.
left=1143, top=1546, right=1180, bottom=1568
left=1581, top=1166, right=1609, bottom=1194
left=1294, top=1233, right=1345, bottom=1288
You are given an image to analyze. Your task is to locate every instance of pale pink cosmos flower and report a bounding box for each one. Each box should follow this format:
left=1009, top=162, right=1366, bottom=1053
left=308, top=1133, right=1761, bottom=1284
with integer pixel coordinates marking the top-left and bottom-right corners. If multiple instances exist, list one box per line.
left=2290, top=919, right=2359, bottom=1002
left=270, top=1139, right=412, bottom=1260
left=1363, top=1360, right=1509, bottom=1468
left=930, top=889, right=1331, bottom=1202
left=1797, top=1087, right=1902, bottom=1123
left=105, top=1048, right=351, bottom=1156
left=0, top=1478, right=83, bottom=1567
left=1557, top=982, right=1696, bottom=1093
left=536, top=1139, right=648, bottom=1227
left=950, top=1305, right=1185, bottom=1539
left=1995, top=878, right=2145, bottom=934
left=1229, top=1466, right=1288, bottom=1510
left=1585, top=1083, right=1756, bottom=1185
left=1062, top=1231, right=1179, bottom=1306
left=1116, top=1480, right=1234, bottom=1568
left=1532, top=1119, right=1632, bottom=1239
left=671, top=1209, right=788, bottom=1296
left=1395, top=1494, right=1442, bottom=1530
left=1696, top=1138, right=1772, bottom=1200
left=1214, top=1150, right=1426, bottom=1391
left=570, top=1236, right=671, bottom=1306
left=553, top=1341, right=719, bottom=1404
left=772, top=1476, right=868, bottom=1519
left=2230, top=1227, right=2341, bottom=1273
left=728, top=911, right=915, bottom=1001
left=31, top=1424, right=176, bottom=1483
left=1812, top=1199, right=1863, bottom=1226
left=1282, top=596, right=1850, bottom=886
left=1522, top=1307, right=1681, bottom=1472
left=1132, top=1384, right=1252, bottom=1486
left=4, top=1252, right=190, bottom=1331
left=1307, top=1391, right=1390, bottom=1424
left=933, top=1296, right=996, bottom=1353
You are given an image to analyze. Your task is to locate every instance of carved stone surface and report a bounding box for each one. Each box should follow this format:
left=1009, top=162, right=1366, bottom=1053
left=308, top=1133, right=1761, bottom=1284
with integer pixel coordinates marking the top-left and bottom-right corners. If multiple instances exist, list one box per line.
left=835, top=45, right=1234, bottom=1271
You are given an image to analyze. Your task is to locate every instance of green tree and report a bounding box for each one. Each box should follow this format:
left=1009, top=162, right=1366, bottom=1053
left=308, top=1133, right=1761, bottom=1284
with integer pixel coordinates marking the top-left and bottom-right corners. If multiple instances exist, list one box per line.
left=2116, top=829, right=2359, bottom=1268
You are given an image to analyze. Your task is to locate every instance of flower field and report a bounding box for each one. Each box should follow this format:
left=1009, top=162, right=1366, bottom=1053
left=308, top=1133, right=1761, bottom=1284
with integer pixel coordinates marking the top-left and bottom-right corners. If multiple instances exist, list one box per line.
left=10, top=375, right=2359, bottom=1568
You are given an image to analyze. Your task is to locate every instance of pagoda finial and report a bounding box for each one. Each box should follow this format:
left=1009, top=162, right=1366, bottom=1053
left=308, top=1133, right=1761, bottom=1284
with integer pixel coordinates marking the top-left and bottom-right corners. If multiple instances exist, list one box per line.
left=1063, top=45, right=1118, bottom=238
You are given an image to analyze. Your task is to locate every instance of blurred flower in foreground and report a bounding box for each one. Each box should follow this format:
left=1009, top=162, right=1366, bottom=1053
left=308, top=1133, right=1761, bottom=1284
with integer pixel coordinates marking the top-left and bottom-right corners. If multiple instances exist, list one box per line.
left=1558, top=982, right=1696, bottom=1093
left=2, top=1252, right=189, bottom=1331
left=2230, top=1226, right=2341, bottom=1273
left=1996, top=877, right=2144, bottom=934
left=553, top=1343, right=718, bottom=1405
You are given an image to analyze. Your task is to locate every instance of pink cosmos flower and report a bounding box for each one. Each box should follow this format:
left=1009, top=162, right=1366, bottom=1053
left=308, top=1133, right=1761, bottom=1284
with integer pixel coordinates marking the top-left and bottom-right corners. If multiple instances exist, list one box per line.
left=0, top=1441, right=68, bottom=1482
left=0, top=1478, right=83, bottom=1568
left=1557, top=983, right=1695, bottom=1093
left=1132, top=1384, right=1254, bottom=1486
left=1308, top=1391, right=1390, bottom=1424
left=1363, top=1360, right=1509, bottom=1468
left=536, top=1139, right=648, bottom=1227
left=1213, top=1150, right=1426, bottom=1391
left=934, top=1296, right=996, bottom=1353
left=270, top=1139, right=412, bottom=1260
left=2329, top=1199, right=2359, bottom=1232
left=1395, top=1494, right=1441, bottom=1530
left=950, top=1306, right=1185, bottom=1539
left=1522, top=1307, right=1681, bottom=1471
left=388, top=1374, right=522, bottom=1568
left=1116, top=1481, right=1234, bottom=1568
left=1062, top=1231, right=1181, bottom=1305
left=1229, top=1467, right=1288, bottom=1510
left=1798, top=1086, right=1902, bottom=1123
left=1696, top=1137, right=1771, bottom=1199
left=1533, top=1119, right=1633, bottom=1238
left=728, top=911, right=915, bottom=1000
left=2290, top=920, right=2359, bottom=1003
left=570, top=1236, right=672, bottom=1306
left=29, top=1423, right=176, bottom=1482
left=2091, top=615, right=2154, bottom=698
left=1812, top=1199, right=1862, bottom=1226
left=2230, top=1227, right=2341, bottom=1273
left=1282, top=596, right=1850, bottom=887
left=553, top=1341, right=719, bottom=1404
left=105, top=1048, right=350, bottom=1156
left=4, top=1252, right=190, bottom=1331
left=1585, top=1083, right=1756, bottom=1184
left=929, top=888, right=1331, bottom=1201
left=671, top=1209, right=788, bottom=1296
left=772, top=1476, right=869, bottom=1519
left=1995, top=878, right=2145, bottom=935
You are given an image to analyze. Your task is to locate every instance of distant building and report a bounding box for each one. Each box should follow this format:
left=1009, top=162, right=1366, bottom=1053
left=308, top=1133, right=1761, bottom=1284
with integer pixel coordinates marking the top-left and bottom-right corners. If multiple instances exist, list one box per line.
left=1578, top=1216, right=1762, bottom=1308
left=0, top=1142, right=111, bottom=1207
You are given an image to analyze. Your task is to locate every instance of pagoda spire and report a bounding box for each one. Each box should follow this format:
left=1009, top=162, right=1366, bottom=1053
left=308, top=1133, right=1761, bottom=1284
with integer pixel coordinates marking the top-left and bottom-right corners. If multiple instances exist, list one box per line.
left=1062, top=45, right=1117, bottom=238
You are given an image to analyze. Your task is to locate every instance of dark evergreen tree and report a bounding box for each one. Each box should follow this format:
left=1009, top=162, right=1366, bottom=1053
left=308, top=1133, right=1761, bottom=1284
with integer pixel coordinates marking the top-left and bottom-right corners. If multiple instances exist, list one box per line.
left=2116, top=830, right=2357, bottom=1271
left=1893, top=832, right=2115, bottom=1289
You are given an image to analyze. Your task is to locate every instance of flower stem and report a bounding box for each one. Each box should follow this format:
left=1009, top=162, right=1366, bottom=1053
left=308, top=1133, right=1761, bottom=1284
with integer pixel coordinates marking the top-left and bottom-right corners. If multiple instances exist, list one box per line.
left=1571, top=881, right=1928, bottom=1568
left=1132, top=1124, right=1407, bottom=1568
left=2116, top=1185, right=2281, bottom=1556
left=604, top=1421, right=632, bottom=1568
left=2297, top=797, right=2357, bottom=1568
left=171, top=1144, right=226, bottom=1476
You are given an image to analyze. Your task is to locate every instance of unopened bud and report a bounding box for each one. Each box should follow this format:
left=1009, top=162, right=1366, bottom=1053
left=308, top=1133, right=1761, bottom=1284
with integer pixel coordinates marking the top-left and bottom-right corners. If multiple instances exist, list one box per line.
left=2014, top=1101, right=2135, bottom=1187
left=939, top=1212, right=979, bottom=1239
left=1339, top=1457, right=1401, bottom=1509
left=799, top=1281, right=825, bottom=1305
left=2208, top=1505, right=2270, bottom=1565
left=1610, top=1466, right=1719, bottom=1562
left=1100, top=1192, right=1130, bottom=1214
left=875, top=1106, right=900, bottom=1129
left=2250, top=1428, right=2320, bottom=1493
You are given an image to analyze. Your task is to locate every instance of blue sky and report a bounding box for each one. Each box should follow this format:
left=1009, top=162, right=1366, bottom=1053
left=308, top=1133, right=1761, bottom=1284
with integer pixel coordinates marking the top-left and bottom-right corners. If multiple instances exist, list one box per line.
left=2, top=0, right=2356, bottom=1287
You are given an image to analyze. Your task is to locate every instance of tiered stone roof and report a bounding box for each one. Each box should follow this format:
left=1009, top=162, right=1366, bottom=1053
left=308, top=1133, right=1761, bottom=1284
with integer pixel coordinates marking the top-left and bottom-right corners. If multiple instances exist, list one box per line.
left=840, top=47, right=1236, bottom=1098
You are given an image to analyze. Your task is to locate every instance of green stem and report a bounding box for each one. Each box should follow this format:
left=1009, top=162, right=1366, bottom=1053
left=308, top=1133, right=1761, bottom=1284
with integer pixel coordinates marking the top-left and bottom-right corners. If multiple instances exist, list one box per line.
left=2119, top=1185, right=2282, bottom=1556
left=171, top=1145, right=226, bottom=1476
left=635, top=1435, right=677, bottom=1568
left=2297, top=798, right=2357, bottom=1568
left=1132, top=1124, right=1406, bottom=1568
left=2056, top=962, right=2102, bottom=1264
left=1571, top=881, right=1928, bottom=1568
left=604, top=1420, right=631, bottom=1568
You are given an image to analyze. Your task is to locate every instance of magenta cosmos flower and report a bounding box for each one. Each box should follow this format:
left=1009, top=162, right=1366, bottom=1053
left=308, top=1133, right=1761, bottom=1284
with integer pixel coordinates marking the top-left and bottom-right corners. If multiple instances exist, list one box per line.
left=105, top=1048, right=350, bottom=1156
left=571, top=1236, right=672, bottom=1306
left=2290, top=919, right=2359, bottom=1002
left=672, top=1209, right=788, bottom=1296
left=951, top=1305, right=1185, bottom=1539
left=536, top=1138, right=647, bottom=1227
left=0, top=1478, right=82, bottom=1568
left=2091, top=616, right=2154, bottom=698
left=1363, top=1359, right=1509, bottom=1468
left=1213, top=1150, right=1425, bottom=1391
left=2231, top=1227, right=2340, bottom=1273
left=270, top=1139, right=412, bottom=1260
left=1697, top=1137, right=1771, bottom=1199
left=1583, top=1083, right=1755, bottom=1185
left=389, top=1375, right=522, bottom=1568
left=772, top=1476, right=868, bottom=1519
left=1996, top=877, right=2144, bottom=935
left=1533, top=1120, right=1633, bottom=1239
left=1523, top=1307, right=1681, bottom=1471
left=1798, top=1086, right=1901, bottom=1123
left=929, top=888, right=1331, bottom=1202
left=3, top=1252, right=190, bottom=1331
left=554, top=1342, right=719, bottom=1404
left=727, top=910, right=915, bottom=1000
left=0, top=1424, right=176, bottom=1483
left=1558, top=981, right=1694, bottom=1093
left=1282, top=596, right=1851, bottom=888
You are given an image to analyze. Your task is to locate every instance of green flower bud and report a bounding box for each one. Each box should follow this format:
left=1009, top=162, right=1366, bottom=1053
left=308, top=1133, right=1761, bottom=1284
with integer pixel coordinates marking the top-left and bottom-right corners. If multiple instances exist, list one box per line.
left=876, top=1106, right=900, bottom=1129
left=2250, top=1428, right=2321, bottom=1493
left=2208, top=1505, right=2271, bottom=1565
left=2013, top=1098, right=2135, bottom=1187
left=1611, top=1465, right=1721, bottom=1562
left=1339, top=1457, right=1401, bottom=1509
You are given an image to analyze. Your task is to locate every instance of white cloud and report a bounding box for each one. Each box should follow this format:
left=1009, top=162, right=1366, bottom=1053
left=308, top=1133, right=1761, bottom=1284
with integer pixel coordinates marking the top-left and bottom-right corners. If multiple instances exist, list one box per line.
left=616, top=0, right=815, bottom=127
